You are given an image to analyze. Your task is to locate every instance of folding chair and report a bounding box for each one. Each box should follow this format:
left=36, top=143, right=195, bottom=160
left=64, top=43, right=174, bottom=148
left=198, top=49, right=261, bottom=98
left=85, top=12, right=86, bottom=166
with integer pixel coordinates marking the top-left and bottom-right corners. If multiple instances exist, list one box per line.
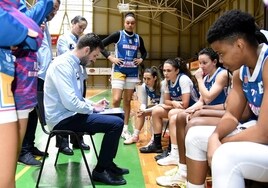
left=35, top=91, right=98, bottom=188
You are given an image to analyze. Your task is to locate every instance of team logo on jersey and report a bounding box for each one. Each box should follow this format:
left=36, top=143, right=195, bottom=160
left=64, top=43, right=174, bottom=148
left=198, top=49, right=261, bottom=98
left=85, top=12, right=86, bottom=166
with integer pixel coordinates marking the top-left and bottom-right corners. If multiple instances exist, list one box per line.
left=243, top=75, right=248, bottom=83
left=76, top=72, right=80, bottom=80
left=243, top=75, right=248, bottom=89
left=69, top=44, right=75, bottom=50
left=258, top=81, right=263, bottom=94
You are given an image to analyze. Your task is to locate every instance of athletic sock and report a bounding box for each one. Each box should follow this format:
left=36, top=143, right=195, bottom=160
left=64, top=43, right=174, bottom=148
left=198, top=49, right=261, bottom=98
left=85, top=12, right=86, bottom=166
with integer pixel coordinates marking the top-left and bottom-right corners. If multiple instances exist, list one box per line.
left=133, top=129, right=140, bottom=137
left=154, top=133, right=162, bottom=146
left=178, top=163, right=187, bottom=177
left=170, top=144, right=179, bottom=157
left=123, top=125, right=128, bottom=132
left=187, top=182, right=205, bottom=188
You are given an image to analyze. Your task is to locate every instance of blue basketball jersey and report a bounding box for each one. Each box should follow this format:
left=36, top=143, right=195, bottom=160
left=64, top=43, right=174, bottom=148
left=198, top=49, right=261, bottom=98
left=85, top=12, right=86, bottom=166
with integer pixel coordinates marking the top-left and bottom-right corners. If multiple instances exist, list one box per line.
left=114, top=30, right=140, bottom=76
left=167, top=74, right=182, bottom=101
left=240, top=44, right=268, bottom=116
left=204, top=67, right=227, bottom=105
left=145, top=85, right=161, bottom=105
left=167, top=73, right=199, bottom=106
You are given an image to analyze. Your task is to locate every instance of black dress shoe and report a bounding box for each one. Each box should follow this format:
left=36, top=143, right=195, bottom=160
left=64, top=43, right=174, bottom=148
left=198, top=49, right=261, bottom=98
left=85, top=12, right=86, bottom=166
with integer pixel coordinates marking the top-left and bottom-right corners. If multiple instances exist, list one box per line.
left=108, top=162, right=129, bottom=175
left=31, top=147, right=49, bottom=157
left=73, top=142, right=90, bottom=150
left=139, top=142, right=163, bottom=153
left=59, top=146, right=74, bottom=155
left=92, top=169, right=126, bottom=185
left=70, top=134, right=90, bottom=150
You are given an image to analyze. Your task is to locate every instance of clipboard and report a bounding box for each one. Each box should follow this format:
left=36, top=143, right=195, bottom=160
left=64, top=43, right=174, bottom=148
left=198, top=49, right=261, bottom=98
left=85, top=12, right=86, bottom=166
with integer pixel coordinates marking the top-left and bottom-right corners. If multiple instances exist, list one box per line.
left=98, top=108, right=124, bottom=115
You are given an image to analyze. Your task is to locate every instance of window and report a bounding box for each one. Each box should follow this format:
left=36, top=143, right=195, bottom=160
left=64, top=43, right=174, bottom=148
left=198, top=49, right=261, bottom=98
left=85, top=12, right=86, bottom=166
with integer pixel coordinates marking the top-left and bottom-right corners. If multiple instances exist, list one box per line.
left=48, top=0, right=93, bottom=35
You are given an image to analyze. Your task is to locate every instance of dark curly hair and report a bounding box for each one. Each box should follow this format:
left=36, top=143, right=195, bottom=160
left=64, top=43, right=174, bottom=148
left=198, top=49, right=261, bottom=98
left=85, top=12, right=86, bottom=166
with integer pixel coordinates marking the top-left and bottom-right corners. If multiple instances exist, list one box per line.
left=198, top=47, right=221, bottom=67
left=207, top=10, right=267, bottom=46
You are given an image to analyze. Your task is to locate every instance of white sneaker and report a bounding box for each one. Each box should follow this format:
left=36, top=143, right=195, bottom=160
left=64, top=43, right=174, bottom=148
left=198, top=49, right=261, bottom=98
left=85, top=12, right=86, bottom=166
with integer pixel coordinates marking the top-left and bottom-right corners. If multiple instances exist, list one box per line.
left=157, top=154, right=179, bottom=166
left=121, top=130, right=131, bottom=140
left=164, top=166, right=178, bottom=176
left=124, top=135, right=139, bottom=145
left=156, top=170, right=186, bottom=187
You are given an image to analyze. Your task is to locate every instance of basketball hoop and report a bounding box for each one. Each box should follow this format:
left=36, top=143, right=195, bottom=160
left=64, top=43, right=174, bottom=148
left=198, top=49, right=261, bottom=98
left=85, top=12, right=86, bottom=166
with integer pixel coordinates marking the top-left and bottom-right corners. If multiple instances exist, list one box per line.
left=117, top=3, right=130, bottom=13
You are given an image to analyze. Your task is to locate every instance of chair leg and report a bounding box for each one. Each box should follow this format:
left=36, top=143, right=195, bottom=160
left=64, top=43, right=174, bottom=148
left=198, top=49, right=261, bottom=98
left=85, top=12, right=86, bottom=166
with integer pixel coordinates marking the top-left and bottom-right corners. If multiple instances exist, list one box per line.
left=89, top=135, right=99, bottom=160
left=54, top=147, right=61, bottom=166
left=162, top=120, right=169, bottom=137
left=74, top=133, right=96, bottom=188
left=36, top=134, right=53, bottom=187
left=54, top=135, right=62, bottom=166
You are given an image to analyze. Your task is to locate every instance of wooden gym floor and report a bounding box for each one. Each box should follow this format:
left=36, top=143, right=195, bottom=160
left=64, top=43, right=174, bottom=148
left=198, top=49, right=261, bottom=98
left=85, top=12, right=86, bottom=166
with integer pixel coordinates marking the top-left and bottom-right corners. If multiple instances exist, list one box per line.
left=15, top=88, right=177, bottom=188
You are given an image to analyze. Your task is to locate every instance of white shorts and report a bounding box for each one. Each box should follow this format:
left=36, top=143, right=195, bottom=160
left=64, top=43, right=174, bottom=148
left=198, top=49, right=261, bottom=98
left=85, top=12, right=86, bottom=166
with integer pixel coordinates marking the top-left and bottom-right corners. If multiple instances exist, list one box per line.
left=185, top=120, right=257, bottom=161
left=16, top=108, right=33, bottom=119
left=212, top=142, right=268, bottom=188
left=111, top=79, right=137, bottom=90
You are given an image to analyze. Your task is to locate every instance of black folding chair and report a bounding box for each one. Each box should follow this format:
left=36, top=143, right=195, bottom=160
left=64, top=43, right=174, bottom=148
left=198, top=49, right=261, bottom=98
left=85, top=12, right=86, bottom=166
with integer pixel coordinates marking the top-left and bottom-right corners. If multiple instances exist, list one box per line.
left=35, top=91, right=98, bottom=188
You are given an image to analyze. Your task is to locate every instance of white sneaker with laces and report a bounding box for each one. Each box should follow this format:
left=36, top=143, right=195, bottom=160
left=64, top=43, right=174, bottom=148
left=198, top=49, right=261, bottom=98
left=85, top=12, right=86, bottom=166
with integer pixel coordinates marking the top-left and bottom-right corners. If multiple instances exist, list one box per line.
left=124, top=135, right=139, bottom=144
left=157, top=154, right=179, bottom=166
left=121, top=130, right=131, bottom=140
left=156, top=170, right=186, bottom=187
left=164, top=166, right=178, bottom=176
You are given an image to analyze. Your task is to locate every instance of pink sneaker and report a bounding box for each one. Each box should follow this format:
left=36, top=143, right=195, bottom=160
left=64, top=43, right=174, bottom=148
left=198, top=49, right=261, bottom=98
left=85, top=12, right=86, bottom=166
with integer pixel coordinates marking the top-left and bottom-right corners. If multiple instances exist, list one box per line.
left=123, top=135, right=139, bottom=145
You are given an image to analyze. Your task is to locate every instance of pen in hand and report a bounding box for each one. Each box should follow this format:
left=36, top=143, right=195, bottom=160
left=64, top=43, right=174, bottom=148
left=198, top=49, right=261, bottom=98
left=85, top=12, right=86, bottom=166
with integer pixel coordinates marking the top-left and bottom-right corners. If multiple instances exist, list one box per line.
left=97, top=98, right=110, bottom=109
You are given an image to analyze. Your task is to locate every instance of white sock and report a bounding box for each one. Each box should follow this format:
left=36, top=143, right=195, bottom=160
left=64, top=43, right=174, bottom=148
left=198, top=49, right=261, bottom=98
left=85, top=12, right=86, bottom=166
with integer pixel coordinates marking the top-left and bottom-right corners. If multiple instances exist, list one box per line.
left=178, top=163, right=187, bottom=178
left=187, top=181, right=205, bottom=188
left=133, top=129, right=140, bottom=137
left=123, top=125, right=128, bottom=132
left=170, top=144, right=179, bottom=157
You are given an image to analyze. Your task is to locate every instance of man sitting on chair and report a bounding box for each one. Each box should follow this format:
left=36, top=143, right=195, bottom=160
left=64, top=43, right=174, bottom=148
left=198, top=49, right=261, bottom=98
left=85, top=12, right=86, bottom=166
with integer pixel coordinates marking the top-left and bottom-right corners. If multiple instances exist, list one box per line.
left=44, top=33, right=128, bottom=185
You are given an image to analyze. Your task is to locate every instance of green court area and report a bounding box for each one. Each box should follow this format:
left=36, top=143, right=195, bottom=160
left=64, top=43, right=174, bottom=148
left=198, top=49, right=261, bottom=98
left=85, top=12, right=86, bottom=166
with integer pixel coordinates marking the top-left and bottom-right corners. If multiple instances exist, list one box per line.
left=16, top=90, right=145, bottom=188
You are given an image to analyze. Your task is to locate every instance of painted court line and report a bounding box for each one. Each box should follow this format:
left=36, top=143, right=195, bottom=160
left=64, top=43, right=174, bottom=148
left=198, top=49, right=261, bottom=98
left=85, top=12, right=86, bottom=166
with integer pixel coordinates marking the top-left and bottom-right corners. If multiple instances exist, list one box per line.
left=15, top=166, right=31, bottom=180
left=88, top=89, right=109, bottom=99
left=16, top=157, right=41, bottom=180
